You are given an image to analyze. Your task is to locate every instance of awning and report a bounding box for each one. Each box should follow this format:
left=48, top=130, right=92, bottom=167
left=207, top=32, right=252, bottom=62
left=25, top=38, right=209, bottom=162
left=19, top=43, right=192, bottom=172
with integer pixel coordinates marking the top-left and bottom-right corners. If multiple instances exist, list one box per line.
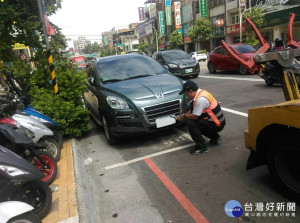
left=144, top=0, right=156, bottom=4
left=159, top=44, right=167, bottom=48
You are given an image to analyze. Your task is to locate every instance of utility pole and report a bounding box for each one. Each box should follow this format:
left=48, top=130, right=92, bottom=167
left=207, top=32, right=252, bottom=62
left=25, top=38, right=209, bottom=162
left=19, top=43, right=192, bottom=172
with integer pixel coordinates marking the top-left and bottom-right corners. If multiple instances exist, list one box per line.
left=37, top=0, right=58, bottom=94
left=239, top=0, right=251, bottom=43
left=152, top=24, right=158, bottom=52
left=37, top=0, right=49, bottom=49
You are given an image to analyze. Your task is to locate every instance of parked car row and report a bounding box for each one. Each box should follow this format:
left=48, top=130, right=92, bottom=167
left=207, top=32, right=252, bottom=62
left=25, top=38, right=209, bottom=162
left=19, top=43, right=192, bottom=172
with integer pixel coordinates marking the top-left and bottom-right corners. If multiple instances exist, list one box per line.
left=83, top=44, right=259, bottom=145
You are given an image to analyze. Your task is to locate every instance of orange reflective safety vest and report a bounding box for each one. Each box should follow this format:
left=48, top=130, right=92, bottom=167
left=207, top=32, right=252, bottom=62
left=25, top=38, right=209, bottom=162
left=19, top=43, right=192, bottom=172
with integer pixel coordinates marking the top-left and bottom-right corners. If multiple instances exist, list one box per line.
left=192, top=89, right=225, bottom=127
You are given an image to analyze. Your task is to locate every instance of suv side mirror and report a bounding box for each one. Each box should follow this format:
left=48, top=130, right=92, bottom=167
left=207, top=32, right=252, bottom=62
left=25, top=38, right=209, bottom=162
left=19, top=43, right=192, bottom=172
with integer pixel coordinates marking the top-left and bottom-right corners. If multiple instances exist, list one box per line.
left=88, top=77, right=95, bottom=86
left=158, top=59, right=164, bottom=64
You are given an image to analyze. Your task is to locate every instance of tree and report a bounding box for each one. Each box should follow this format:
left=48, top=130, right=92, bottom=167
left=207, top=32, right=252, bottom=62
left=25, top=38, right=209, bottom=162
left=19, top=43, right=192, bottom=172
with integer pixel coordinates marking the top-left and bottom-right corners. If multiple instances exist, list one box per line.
left=138, top=42, right=148, bottom=54
left=188, top=18, right=213, bottom=50
left=243, top=6, right=265, bottom=46
left=169, top=30, right=183, bottom=49
left=152, top=29, right=161, bottom=53
left=82, top=42, right=102, bottom=54
left=0, top=0, right=62, bottom=62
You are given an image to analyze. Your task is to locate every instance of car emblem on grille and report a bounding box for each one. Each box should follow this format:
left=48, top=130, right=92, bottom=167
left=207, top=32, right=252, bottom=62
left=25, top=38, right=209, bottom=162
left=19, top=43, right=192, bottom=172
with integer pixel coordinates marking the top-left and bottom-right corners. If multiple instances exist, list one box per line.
left=155, top=93, right=164, bottom=99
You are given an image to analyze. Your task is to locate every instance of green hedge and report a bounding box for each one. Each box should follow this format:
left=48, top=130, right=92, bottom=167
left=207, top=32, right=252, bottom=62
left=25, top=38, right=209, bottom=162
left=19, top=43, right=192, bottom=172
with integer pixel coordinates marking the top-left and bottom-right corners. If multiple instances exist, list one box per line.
left=29, top=69, right=90, bottom=137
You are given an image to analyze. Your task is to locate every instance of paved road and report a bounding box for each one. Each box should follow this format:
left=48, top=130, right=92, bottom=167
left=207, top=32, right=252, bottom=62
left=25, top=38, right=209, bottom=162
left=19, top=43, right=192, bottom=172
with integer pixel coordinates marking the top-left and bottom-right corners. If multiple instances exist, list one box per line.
left=74, top=63, right=299, bottom=223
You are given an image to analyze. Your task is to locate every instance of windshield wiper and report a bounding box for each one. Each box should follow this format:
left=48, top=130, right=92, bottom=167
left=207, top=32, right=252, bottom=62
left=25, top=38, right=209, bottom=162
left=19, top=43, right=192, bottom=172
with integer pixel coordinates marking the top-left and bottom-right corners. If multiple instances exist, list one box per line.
left=124, top=74, right=155, bottom=80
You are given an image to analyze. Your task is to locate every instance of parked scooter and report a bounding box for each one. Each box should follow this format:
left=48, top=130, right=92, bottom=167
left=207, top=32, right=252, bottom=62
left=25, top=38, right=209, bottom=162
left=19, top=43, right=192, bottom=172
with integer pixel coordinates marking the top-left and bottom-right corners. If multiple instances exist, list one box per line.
left=2, top=71, right=64, bottom=149
left=0, top=145, right=52, bottom=219
left=0, top=201, right=41, bottom=223
left=24, top=105, right=64, bottom=149
left=0, top=104, right=57, bottom=185
left=0, top=96, right=61, bottom=161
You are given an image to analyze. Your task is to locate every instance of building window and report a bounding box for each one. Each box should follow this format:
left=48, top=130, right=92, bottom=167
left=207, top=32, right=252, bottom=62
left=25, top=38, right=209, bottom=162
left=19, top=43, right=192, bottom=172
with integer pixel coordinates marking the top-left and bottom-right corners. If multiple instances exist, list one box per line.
left=231, top=12, right=239, bottom=24
left=195, top=1, right=200, bottom=14
left=209, top=0, right=225, bottom=9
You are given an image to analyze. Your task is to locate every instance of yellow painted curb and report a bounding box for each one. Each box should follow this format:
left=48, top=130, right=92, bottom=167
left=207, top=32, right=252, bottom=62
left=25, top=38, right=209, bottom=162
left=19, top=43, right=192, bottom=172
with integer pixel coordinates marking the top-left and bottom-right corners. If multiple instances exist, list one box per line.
left=43, top=139, right=78, bottom=223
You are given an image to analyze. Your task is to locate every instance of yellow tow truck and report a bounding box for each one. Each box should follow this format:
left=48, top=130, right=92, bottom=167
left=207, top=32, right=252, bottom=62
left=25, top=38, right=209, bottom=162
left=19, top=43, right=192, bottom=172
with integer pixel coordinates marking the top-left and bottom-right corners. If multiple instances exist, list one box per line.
left=222, top=13, right=300, bottom=202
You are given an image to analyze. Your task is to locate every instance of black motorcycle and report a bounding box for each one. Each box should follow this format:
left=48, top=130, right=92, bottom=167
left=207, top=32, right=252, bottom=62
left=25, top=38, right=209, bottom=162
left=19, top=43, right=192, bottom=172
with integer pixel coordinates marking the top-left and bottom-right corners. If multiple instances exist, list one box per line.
left=0, top=145, right=52, bottom=219
left=259, top=57, right=300, bottom=87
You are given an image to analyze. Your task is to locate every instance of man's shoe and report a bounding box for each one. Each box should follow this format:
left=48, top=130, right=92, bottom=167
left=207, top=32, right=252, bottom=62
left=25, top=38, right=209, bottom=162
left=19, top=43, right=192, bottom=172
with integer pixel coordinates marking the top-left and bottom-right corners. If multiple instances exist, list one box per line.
left=190, top=146, right=209, bottom=155
left=209, top=136, right=222, bottom=144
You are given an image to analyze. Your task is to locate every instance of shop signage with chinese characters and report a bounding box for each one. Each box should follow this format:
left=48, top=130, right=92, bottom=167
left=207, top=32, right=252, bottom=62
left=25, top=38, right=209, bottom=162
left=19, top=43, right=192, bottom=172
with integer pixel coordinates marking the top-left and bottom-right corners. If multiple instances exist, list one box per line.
left=199, top=0, right=207, bottom=17
left=174, top=1, right=181, bottom=29
left=226, top=22, right=246, bottom=35
left=159, top=11, right=166, bottom=37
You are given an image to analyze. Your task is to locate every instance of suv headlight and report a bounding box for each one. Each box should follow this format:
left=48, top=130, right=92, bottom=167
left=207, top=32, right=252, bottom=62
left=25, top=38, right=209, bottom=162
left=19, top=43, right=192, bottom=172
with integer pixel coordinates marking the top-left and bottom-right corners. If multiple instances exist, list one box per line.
left=168, top=64, right=178, bottom=68
left=107, top=96, right=129, bottom=109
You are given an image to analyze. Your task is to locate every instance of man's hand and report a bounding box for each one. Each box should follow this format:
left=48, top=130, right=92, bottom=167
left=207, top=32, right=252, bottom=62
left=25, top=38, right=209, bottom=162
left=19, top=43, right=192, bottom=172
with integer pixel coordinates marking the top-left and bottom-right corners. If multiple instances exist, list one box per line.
left=176, top=113, right=185, bottom=122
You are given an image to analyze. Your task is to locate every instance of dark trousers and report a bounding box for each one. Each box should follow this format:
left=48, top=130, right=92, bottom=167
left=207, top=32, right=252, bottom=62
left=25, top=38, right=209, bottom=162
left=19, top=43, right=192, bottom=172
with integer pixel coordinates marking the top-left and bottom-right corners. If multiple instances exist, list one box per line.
left=186, top=118, right=225, bottom=149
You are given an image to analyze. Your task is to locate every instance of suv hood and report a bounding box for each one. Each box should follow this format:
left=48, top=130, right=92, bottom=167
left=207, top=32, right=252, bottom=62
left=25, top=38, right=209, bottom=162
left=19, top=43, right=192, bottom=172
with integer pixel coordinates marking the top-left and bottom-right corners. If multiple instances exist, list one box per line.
left=166, top=58, right=196, bottom=66
left=104, top=74, right=182, bottom=100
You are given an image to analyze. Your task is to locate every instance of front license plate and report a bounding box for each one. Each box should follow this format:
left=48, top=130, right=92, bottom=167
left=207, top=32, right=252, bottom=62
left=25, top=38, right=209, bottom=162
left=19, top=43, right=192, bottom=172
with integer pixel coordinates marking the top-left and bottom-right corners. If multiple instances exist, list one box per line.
left=185, top=68, right=193, bottom=73
left=156, top=116, right=176, bottom=128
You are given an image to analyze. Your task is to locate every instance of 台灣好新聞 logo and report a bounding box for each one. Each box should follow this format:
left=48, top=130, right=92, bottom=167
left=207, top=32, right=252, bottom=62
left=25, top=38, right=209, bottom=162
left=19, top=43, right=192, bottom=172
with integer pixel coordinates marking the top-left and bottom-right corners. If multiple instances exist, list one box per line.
left=225, top=200, right=243, bottom=217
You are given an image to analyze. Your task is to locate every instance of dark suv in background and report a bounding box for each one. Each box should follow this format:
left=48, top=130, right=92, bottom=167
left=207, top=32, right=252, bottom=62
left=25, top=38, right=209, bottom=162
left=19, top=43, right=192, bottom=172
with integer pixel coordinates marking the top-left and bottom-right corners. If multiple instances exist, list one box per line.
left=153, top=50, right=200, bottom=78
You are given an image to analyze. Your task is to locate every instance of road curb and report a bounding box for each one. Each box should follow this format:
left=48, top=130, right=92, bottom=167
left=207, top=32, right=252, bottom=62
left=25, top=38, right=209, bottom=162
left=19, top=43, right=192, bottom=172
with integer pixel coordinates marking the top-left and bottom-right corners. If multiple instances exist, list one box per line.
left=72, top=138, right=101, bottom=223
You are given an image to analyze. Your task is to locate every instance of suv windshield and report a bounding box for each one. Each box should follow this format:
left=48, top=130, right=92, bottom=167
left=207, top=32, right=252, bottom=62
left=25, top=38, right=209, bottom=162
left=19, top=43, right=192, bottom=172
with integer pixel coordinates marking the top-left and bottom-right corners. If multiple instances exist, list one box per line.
left=232, top=45, right=256, bottom=54
left=163, top=50, right=190, bottom=61
left=98, top=56, right=167, bottom=82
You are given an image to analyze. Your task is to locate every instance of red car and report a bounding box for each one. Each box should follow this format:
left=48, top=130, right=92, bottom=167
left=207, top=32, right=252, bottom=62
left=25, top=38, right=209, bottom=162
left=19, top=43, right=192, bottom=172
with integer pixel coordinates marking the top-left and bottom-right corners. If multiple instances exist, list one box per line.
left=207, top=44, right=257, bottom=75
left=72, top=56, right=87, bottom=70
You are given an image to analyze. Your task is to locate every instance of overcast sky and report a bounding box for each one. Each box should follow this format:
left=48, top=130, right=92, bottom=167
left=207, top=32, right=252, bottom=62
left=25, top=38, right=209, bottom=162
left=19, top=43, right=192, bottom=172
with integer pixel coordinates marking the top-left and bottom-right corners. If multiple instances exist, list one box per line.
left=50, top=0, right=146, bottom=47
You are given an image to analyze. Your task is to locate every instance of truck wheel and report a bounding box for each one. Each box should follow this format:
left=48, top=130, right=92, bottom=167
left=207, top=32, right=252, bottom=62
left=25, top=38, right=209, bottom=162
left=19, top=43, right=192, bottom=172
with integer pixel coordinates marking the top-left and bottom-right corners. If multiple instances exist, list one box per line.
left=267, top=138, right=300, bottom=202
left=265, top=79, right=273, bottom=86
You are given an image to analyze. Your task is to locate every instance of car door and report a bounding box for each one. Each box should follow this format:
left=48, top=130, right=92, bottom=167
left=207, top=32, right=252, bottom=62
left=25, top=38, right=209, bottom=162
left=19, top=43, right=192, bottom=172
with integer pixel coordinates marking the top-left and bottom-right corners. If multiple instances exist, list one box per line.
left=212, top=47, right=226, bottom=69
left=84, top=64, right=100, bottom=117
left=223, top=47, right=238, bottom=70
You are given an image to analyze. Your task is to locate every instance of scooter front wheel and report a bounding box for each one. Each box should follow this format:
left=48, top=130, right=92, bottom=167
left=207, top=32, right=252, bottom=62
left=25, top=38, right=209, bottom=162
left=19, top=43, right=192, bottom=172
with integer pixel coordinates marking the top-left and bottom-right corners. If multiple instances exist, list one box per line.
left=31, top=151, right=57, bottom=185
left=39, top=137, right=61, bottom=161
left=52, top=129, right=64, bottom=149
left=10, top=180, right=52, bottom=220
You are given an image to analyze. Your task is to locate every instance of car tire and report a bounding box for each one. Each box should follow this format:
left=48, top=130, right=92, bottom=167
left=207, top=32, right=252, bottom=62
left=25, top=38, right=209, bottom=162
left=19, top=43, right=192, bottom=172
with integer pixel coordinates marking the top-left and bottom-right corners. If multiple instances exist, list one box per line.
left=207, top=62, right=216, bottom=74
left=266, top=135, right=300, bottom=202
left=193, top=72, right=199, bottom=78
left=102, top=116, right=118, bottom=145
left=265, top=79, right=274, bottom=86
left=238, top=64, right=249, bottom=75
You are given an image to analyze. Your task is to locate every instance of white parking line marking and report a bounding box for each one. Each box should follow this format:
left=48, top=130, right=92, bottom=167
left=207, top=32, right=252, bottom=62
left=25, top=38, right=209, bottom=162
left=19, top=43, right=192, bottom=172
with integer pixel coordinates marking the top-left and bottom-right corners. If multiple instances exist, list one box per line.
left=105, top=143, right=195, bottom=170
left=199, top=75, right=263, bottom=82
left=105, top=107, right=247, bottom=170
left=222, top=107, right=248, bottom=117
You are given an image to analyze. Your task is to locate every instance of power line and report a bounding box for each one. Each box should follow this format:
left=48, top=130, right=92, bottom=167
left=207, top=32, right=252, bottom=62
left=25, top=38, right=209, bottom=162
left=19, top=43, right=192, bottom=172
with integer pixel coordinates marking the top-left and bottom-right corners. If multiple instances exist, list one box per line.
left=64, top=35, right=102, bottom=36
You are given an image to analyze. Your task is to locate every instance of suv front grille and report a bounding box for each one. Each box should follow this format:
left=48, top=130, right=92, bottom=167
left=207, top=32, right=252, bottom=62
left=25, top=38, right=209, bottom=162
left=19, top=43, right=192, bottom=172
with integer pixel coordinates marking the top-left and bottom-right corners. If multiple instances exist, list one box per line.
left=143, top=100, right=181, bottom=124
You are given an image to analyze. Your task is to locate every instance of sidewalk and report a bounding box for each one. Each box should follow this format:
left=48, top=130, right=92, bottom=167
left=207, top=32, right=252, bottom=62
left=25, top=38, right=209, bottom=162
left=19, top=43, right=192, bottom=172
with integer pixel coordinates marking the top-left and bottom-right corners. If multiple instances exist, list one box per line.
left=43, top=139, right=79, bottom=223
